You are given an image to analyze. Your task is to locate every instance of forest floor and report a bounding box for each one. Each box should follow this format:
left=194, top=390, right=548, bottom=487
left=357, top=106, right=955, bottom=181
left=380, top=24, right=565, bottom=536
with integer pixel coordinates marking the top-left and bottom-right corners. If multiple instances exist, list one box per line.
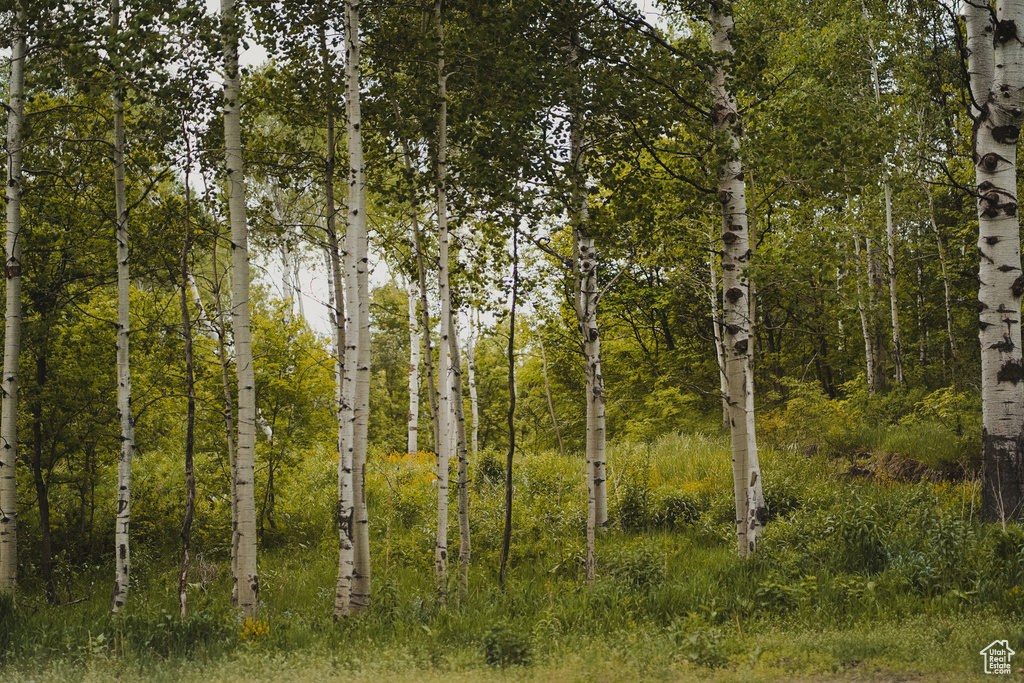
left=0, top=432, right=1019, bottom=681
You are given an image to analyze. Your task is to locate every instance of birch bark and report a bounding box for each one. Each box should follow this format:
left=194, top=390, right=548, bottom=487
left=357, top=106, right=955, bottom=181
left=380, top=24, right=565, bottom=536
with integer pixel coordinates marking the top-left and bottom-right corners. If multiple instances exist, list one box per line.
left=221, top=0, right=258, bottom=617
left=408, top=287, right=421, bottom=454
left=708, top=237, right=729, bottom=430
left=0, top=4, right=26, bottom=594
left=448, top=310, right=470, bottom=598
left=110, top=0, right=134, bottom=614
left=964, top=1, right=1024, bottom=522
left=568, top=38, right=607, bottom=574
left=342, top=0, right=371, bottom=613
left=467, top=313, right=479, bottom=455
left=434, top=0, right=451, bottom=603
left=710, top=0, right=765, bottom=557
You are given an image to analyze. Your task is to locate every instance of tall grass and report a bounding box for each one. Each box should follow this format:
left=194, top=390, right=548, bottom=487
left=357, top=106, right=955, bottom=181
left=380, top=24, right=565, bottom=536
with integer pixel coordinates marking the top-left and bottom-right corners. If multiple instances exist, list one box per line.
left=0, top=430, right=1016, bottom=681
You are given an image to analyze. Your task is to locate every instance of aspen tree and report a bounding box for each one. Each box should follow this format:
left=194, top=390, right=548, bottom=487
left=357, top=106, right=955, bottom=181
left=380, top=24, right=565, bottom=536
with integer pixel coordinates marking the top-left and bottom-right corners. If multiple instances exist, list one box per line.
left=434, top=0, right=452, bottom=603
left=710, top=0, right=765, bottom=556
left=863, top=3, right=903, bottom=385
left=467, top=312, right=479, bottom=455
left=221, top=0, right=258, bottom=617
left=0, top=2, right=26, bottom=595
left=343, top=0, right=371, bottom=612
left=408, top=287, right=421, bottom=454
left=963, top=0, right=1024, bottom=522
left=110, top=0, right=134, bottom=614
left=568, top=33, right=607, bottom=586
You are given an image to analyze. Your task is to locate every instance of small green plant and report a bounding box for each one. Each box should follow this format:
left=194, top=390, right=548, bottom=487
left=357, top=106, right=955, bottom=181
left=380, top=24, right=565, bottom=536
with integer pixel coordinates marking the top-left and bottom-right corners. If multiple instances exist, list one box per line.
left=670, top=605, right=727, bottom=669
left=481, top=625, right=533, bottom=667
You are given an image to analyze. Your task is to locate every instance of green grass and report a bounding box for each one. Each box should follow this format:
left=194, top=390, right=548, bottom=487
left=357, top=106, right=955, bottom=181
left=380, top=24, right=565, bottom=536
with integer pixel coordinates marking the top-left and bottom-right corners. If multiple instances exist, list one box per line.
left=0, top=431, right=1018, bottom=681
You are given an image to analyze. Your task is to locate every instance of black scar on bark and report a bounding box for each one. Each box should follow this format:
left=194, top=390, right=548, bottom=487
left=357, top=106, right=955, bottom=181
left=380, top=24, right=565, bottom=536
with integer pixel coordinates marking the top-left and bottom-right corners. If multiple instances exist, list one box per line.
left=999, top=264, right=1016, bottom=272
left=996, top=19, right=1018, bottom=45
left=725, top=287, right=743, bottom=304
left=1014, top=275, right=1024, bottom=297
left=978, top=300, right=990, bottom=311
left=722, top=231, right=738, bottom=245
left=980, top=321, right=992, bottom=331
left=718, top=190, right=730, bottom=204
left=991, top=338, right=1015, bottom=352
left=979, top=152, right=1009, bottom=173
left=755, top=505, right=768, bottom=524
left=979, top=181, right=996, bottom=193
left=733, top=338, right=748, bottom=354
left=992, top=125, right=1021, bottom=145
left=997, top=359, right=1024, bottom=384
left=724, top=323, right=741, bottom=335
left=987, top=235, right=1001, bottom=245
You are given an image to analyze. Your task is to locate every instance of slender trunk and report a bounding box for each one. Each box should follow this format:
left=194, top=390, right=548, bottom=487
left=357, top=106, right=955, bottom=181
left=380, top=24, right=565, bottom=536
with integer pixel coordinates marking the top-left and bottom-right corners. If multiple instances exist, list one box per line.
left=711, top=0, right=765, bottom=557
left=538, top=337, right=564, bottom=456
left=31, top=355, right=53, bottom=603
left=414, top=229, right=441, bottom=452
left=865, top=236, right=887, bottom=394
left=343, top=0, right=371, bottom=612
left=853, top=233, right=877, bottom=391
left=863, top=2, right=903, bottom=385
left=110, top=0, right=134, bottom=614
left=293, top=227, right=306, bottom=322
left=708, top=236, right=729, bottom=430
left=499, top=229, right=518, bottom=590
left=925, top=183, right=957, bottom=361
left=467, top=313, right=479, bottom=455
left=963, top=2, right=1024, bottom=522
left=408, top=287, right=421, bottom=453
left=178, top=151, right=197, bottom=620
left=271, top=186, right=294, bottom=323
left=448, top=309, right=470, bottom=599
left=212, top=227, right=238, bottom=605
left=568, top=36, right=607, bottom=564
left=434, top=0, right=451, bottom=603
left=388, top=94, right=442, bottom=453
left=318, top=24, right=353, bottom=620
left=0, top=4, right=26, bottom=595
left=221, top=0, right=258, bottom=617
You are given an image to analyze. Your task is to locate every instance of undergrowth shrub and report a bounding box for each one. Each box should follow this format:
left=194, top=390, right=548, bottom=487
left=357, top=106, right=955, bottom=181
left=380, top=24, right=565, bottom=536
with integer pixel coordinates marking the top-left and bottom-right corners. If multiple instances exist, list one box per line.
left=481, top=625, right=532, bottom=667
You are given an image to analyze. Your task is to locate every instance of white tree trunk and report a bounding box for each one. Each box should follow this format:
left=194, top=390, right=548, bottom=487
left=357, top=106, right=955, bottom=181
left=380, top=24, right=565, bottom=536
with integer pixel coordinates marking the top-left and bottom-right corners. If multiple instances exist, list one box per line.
left=568, top=40, right=607, bottom=579
left=467, top=312, right=479, bottom=455
left=434, top=0, right=452, bottom=603
left=341, top=0, right=371, bottom=613
left=853, top=234, right=877, bottom=391
left=111, top=0, right=134, bottom=614
left=448, top=309, right=470, bottom=599
left=924, top=184, right=957, bottom=361
left=0, top=5, right=26, bottom=595
left=408, top=286, right=421, bottom=454
left=710, top=0, right=765, bottom=557
left=221, top=0, right=258, bottom=618
left=964, top=1, right=1024, bottom=522
left=293, top=226, right=305, bottom=322
left=863, top=2, right=903, bottom=385
left=708, top=237, right=729, bottom=430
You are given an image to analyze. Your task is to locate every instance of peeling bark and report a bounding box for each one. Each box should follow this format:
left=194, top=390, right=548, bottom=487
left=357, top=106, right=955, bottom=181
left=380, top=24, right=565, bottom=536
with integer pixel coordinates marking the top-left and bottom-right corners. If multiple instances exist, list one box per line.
left=964, top=1, right=1024, bottom=523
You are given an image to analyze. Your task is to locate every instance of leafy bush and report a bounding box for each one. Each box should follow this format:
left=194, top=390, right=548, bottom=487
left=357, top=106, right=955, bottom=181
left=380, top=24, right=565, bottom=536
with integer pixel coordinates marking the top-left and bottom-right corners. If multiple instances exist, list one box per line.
left=481, top=625, right=533, bottom=667
left=670, top=606, right=727, bottom=668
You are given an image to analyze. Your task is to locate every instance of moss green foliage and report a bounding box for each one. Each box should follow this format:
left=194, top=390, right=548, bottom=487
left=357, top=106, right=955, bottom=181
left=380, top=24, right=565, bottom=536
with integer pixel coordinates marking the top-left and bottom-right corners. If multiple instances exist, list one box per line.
left=0, top=432, right=1019, bottom=681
